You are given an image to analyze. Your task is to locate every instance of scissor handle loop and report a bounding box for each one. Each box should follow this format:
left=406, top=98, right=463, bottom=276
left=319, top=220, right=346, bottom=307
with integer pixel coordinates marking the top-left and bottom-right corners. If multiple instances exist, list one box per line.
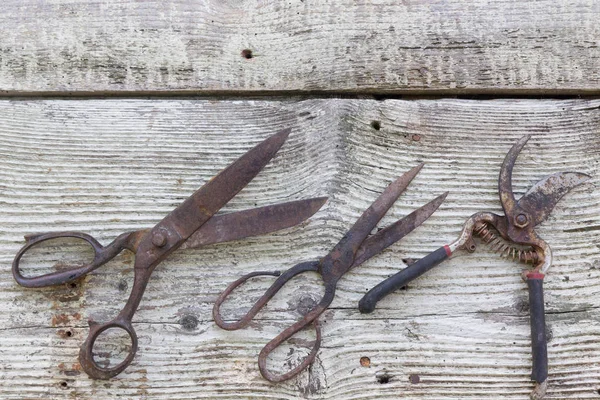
left=78, top=316, right=138, bottom=380
left=257, top=289, right=335, bottom=382
left=12, top=231, right=133, bottom=288
left=13, top=231, right=100, bottom=288
left=213, top=261, right=320, bottom=330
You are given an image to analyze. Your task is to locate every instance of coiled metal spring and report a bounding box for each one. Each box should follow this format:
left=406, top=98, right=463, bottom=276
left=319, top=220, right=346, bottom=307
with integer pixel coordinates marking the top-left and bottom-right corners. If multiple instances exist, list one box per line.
left=474, top=222, right=538, bottom=264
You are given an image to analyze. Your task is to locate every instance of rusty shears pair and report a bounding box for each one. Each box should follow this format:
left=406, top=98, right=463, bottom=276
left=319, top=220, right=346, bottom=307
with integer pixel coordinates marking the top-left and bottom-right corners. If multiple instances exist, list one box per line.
left=12, top=128, right=446, bottom=382
left=12, top=129, right=330, bottom=379
left=213, top=163, right=447, bottom=382
left=12, top=128, right=447, bottom=381
left=359, top=136, right=589, bottom=399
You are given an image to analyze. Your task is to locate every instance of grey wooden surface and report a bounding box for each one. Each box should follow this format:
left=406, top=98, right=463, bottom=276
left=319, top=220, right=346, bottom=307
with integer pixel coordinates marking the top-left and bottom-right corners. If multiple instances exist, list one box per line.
left=1, top=1, right=600, bottom=399
left=0, top=99, right=598, bottom=399
left=0, top=0, right=599, bottom=94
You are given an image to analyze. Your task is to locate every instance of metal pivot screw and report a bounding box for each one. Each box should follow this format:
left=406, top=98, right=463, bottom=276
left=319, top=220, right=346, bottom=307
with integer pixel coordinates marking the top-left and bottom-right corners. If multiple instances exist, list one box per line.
left=152, top=231, right=167, bottom=247
left=514, top=213, right=529, bottom=228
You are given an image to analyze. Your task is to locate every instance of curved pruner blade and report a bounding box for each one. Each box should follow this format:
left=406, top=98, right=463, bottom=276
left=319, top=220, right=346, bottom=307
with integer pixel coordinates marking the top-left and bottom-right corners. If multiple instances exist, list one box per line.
left=498, top=135, right=531, bottom=219
left=517, top=172, right=590, bottom=226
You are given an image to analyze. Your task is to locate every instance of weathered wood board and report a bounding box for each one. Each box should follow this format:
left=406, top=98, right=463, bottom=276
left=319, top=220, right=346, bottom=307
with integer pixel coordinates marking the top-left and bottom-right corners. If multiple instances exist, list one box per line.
left=0, top=99, right=598, bottom=399
left=1, top=0, right=600, bottom=94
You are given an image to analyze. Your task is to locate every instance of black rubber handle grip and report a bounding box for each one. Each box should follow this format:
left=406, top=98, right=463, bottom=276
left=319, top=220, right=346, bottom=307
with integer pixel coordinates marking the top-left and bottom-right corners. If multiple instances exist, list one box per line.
left=527, top=272, right=548, bottom=384
left=359, top=246, right=450, bottom=314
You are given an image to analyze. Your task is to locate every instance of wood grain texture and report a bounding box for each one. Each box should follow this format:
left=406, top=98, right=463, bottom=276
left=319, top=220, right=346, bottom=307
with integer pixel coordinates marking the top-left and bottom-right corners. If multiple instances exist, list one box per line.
left=0, top=99, right=599, bottom=399
left=1, top=1, right=600, bottom=94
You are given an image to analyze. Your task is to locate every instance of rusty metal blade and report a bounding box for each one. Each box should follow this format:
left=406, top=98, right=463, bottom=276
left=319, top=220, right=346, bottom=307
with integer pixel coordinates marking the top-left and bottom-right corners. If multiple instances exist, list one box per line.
left=499, top=135, right=530, bottom=219
left=180, top=197, right=327, bottom=249
left=351, top=191, right=448, bottom=268
left=159, top=128, right=291, bottom=241
left=517, top=172, right=590, bottom=226
left=329, top=163, right=425, bottom=259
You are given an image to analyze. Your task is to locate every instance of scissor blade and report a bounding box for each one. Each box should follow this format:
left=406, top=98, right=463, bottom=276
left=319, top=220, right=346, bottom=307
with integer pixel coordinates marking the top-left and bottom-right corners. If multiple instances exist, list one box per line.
left=322, top=163, right=424, bottom=275
left=160, top=128, right=291, bottom=241
left=180, top=197, right=327, bottom=249
left=517, top=172, right=590, bottom=227
left=343, top=163, right=424, bottom=250
left=499, top=135, right=531, bottom=219
left=351, top=192, right=448, bottom=268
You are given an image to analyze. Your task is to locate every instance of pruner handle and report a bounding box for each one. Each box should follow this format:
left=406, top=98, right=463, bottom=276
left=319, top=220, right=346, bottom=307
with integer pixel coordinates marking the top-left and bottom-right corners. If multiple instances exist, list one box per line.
left=359, top=246, right=451, bottom=314
left=527, top=272, right=548, bottom=385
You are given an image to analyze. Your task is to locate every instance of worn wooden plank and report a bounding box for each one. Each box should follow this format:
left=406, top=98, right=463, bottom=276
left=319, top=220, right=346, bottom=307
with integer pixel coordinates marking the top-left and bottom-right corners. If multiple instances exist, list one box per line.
left=0, top=99, right=599, bottom=399
left=1, top=1, right=600, bottom=94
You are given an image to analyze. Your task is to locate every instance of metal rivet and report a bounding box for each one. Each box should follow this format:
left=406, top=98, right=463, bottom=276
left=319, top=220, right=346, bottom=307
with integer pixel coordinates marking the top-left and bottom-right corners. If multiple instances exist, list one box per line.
left=152, top=231, right=167, bottom=247
left=515, top=213, right=529, bottom=228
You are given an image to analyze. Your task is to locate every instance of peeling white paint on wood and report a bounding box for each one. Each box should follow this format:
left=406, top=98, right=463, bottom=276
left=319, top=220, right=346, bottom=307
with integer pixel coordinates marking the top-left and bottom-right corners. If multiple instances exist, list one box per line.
left=0, top=1, right=599, bottom=94
left=0, top=99, right=598, bottom=399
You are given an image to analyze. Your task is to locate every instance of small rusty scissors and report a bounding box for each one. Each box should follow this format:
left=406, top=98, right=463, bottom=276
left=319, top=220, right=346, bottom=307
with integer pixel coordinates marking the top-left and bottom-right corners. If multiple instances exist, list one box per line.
left=12, top=128, right=328, bottom=380
left=213, top=163, right=448, bottom=382
left=359, top=136, right=589, bottom=399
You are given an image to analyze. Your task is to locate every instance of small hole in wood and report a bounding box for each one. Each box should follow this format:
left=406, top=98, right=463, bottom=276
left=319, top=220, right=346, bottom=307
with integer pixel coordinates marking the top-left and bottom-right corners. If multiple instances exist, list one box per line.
left=180, top=314, right=199, bottom=331
left=59, top=381, right=68, bottom=389
left=370, top=121, right=381, bottom=130
left=68, top=282, right=77, bottom=289
left=377, top=374, right=391, bottom=384
left=241, top=49, right=253, bottom=59
left=545, top=325, right=553, bottom=343
left=117, top=279, right=128, bottom=292
left=66, top=330, right=73, bottom=337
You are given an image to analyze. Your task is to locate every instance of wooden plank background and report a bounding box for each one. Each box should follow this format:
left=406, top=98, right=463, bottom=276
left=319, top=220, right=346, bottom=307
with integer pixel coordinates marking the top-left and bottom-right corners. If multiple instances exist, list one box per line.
left=0, top=99, right=599, bottom=399
left=0, top=0, right=599, bottom=94
left=2, top=0, right=600, bottom=399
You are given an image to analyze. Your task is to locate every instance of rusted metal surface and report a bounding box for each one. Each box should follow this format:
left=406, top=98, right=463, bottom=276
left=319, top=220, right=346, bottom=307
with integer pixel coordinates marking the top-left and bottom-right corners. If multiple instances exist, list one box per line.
left=352, top=192, right=448, bottom=268
left=470, top=137, right=589, bottom=398
left=468, top=136, right=590, bottom=274
left=473, top=222, right=539, bottom=264
left=12, top=128, right=328, bottom=380
left=517, top=171, right=591, bottom=228
left=213, top=163, right=447, bottom=382
left=435, top=136, right=590, bottom=398
left=180, top=197, right=327, bottom=249
left=360, top=135, right=590, bottom=399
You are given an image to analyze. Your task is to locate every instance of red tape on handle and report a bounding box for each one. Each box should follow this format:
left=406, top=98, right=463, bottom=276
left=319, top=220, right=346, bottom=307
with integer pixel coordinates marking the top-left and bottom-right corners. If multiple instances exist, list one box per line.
left=443, top=245, right=452, bottom=257
left=527, top=272, right=545, bottom=280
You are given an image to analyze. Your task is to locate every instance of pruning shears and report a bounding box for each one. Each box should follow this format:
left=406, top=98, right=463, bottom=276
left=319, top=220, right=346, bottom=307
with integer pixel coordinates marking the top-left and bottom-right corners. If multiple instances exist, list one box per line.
left=359, top=135, right=590, bottom=399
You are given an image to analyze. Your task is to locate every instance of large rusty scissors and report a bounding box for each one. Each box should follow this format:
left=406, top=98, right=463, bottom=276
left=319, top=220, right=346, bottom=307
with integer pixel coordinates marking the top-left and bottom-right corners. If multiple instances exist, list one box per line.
left=359, top=136, right=590, bottom=399
left=12, top=129, right=327, bottom=380
left=213, top=163, right=448, bottom=382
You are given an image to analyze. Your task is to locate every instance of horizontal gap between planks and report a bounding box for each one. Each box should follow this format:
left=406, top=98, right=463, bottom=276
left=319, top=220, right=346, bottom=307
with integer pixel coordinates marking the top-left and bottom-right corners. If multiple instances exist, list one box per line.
left=1, top=88, right=600, bottom=101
